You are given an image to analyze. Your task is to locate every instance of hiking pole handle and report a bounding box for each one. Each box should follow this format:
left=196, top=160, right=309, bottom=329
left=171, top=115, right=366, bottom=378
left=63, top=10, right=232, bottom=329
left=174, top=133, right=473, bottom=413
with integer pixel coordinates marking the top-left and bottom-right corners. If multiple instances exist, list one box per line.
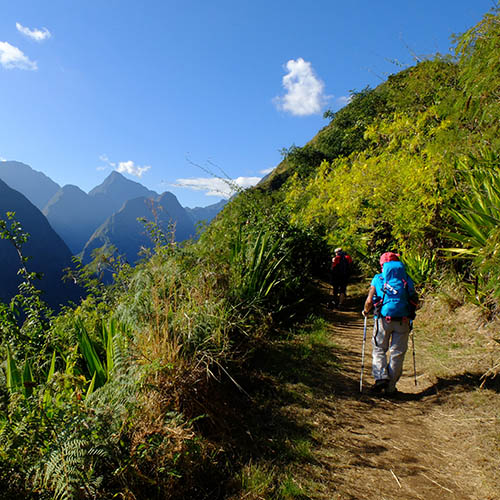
left=360, top=315, right=368, bottom=392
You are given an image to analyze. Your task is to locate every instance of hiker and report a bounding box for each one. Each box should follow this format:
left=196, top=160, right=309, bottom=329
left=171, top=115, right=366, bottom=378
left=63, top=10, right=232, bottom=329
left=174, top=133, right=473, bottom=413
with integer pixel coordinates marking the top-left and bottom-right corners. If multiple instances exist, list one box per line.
left=330, top=247, right=352, bottom=308
left=362, top=252, right=418, bottom=395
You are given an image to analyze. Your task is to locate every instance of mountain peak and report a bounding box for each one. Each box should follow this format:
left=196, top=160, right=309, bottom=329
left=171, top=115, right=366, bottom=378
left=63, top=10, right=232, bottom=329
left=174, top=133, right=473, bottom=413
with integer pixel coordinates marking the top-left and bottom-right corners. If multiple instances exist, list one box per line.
left=88, top=171, right=158, bottom=211
left=96, top=170, right=126, bottom=187
left=0, top=160, right=61, bottom=210
left=108, top=170, right=126, bottom=180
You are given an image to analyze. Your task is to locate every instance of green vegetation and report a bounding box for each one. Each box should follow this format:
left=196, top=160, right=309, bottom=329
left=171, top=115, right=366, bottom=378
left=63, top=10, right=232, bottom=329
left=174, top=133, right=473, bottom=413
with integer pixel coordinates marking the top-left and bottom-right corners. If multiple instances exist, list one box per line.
left=276, top=6, right=500, bottom=303
left=1, top=6, right=500, bottom=498
left=0, top=188, right=325, bottom=498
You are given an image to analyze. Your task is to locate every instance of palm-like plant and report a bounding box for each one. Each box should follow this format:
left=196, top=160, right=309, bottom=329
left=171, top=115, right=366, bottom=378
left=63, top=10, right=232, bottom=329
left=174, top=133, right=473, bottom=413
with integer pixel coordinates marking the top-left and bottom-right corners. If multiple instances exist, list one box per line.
left=230, top=227, right=289, bottom=308
left=400, top=251, right=437, bottom=289
left=442, top=152, right=500, bottom=300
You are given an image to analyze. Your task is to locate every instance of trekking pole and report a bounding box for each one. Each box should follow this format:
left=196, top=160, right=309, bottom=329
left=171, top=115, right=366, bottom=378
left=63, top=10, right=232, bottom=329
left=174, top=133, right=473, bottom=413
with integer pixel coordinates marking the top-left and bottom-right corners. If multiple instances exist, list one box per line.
left=410, top=321, right=417, bottom=386
left=360, top=314, right=368, bottom=392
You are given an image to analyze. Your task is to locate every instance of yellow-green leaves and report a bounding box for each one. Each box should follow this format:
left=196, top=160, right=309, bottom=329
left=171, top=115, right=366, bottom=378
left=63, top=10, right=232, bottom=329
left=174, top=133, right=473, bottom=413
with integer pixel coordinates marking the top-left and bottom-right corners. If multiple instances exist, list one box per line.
left=284, top=109, right=455, bottom=261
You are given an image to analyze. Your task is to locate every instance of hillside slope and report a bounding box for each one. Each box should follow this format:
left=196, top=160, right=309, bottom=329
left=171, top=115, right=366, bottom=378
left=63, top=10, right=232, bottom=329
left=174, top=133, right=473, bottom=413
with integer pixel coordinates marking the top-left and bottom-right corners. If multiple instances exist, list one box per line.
left=43, top=184, right=117, bottom=254
left=0, top=161, right=61, bottom=211
left=0, top=179, right=82, bottom=308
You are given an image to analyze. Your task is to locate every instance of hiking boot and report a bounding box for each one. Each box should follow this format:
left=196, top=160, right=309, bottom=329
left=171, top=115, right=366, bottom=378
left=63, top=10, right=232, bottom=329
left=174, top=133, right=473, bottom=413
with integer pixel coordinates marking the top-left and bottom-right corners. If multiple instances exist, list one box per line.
left=384, top=389, right=400, bottom=399
left=372, top=379, right=389, bottom=393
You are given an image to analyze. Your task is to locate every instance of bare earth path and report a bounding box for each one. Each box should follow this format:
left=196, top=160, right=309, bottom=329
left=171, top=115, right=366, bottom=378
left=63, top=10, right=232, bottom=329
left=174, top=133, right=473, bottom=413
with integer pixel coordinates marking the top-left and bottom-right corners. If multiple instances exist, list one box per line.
left=267, top=284, right=500, bottom=500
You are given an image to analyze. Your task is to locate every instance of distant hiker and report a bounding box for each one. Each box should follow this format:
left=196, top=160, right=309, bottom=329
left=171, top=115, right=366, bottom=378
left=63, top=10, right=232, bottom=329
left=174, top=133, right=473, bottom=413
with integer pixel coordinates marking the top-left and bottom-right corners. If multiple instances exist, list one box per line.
left=330, top=247, right=352, bottom=308
left=362, top=252, right=418, bottom=396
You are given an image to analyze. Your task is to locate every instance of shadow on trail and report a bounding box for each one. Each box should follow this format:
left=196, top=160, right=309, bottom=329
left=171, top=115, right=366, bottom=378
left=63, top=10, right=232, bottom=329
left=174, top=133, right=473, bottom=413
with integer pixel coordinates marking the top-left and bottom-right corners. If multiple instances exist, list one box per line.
left=400, top=371, right=500, bottom=400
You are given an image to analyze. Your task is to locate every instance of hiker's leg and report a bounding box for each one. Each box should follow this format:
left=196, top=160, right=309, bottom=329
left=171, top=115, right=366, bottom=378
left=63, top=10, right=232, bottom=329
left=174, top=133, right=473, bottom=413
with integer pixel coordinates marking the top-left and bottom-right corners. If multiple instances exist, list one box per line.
left=387, top=320, right=410, bottom=392
left=372, top=318, right=391, bottom=381
left=338, top=280, right=347, bottom=306
left=331, top=282, right=340, bottom=306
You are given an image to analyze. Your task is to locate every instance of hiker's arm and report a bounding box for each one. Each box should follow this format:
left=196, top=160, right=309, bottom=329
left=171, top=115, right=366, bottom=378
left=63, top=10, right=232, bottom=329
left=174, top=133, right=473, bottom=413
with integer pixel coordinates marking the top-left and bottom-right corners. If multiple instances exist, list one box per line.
left=362, top=286, right=375, bottom=316
left=407, top=276, right=421, bottom=309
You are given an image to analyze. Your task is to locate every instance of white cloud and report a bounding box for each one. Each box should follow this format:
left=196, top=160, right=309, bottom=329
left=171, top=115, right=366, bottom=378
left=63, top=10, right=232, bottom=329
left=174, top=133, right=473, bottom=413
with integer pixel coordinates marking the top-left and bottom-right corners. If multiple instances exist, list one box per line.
left=174, top=176, right=262, bottom=198
left=0, top=41, right=37, bottom=70
left=116, top=160, right=151, bottom=178
left=0, top=157, right=7, bottom=162
left=260, top=167, right=274, bottom=175
left=98, top=154, right=150, bottom=178
left=274, top=58, right=328, bottom=116
left=16, top=22, right=51, bottom=42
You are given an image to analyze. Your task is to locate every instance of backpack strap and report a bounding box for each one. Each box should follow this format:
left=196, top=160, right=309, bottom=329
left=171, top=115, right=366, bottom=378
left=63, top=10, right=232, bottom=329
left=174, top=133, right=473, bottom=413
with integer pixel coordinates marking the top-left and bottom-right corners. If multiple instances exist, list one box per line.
left=372, top=277, right=386, bottom=347
left=405, top=279, right=419, bottom=320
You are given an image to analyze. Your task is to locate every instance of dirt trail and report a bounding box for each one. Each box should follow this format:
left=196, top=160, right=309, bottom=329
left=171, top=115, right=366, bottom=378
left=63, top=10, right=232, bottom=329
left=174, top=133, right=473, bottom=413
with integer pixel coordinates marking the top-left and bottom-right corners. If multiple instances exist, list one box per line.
left=280, top=286, right=499, bottom=500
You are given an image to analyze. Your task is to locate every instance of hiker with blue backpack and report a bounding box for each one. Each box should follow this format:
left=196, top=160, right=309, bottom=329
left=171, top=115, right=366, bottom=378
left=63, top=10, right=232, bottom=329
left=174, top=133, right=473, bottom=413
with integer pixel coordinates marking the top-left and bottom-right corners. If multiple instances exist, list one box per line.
left=362, top=252, right=419, bottom=396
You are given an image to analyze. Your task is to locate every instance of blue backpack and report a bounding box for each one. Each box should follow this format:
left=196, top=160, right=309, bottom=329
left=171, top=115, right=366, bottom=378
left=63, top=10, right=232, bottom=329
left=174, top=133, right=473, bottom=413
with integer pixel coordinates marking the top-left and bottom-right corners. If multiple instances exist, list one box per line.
left=374, top=261, right=414, bottom=319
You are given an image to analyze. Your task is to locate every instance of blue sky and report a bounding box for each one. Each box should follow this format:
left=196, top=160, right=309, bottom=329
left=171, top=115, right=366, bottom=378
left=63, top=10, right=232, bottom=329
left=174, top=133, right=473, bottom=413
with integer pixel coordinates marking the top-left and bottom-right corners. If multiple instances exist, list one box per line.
left=0, top=1, right=495, bottom=207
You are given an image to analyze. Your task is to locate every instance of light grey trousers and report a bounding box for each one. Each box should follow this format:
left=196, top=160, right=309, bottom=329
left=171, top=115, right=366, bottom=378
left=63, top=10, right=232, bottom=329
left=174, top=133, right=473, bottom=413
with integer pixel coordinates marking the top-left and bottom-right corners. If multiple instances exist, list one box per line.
left=372, top=317, right=410, bottom=391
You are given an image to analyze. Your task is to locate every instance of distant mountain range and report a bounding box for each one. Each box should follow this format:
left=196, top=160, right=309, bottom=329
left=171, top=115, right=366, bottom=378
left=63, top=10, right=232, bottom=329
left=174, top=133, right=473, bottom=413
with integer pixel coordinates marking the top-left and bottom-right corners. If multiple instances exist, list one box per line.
left=0, top=161, right=226, bottom=253
left=42, top=171, right=163, bottom=254
left=0, top=178, right=82, bottom=310
left=0, top=160, right=226, bottom=306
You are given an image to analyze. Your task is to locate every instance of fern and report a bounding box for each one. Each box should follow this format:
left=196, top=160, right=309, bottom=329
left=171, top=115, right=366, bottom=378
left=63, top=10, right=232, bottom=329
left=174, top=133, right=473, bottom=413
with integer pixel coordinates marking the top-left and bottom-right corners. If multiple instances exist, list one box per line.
left=36, top=432, right=107, bottom=500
